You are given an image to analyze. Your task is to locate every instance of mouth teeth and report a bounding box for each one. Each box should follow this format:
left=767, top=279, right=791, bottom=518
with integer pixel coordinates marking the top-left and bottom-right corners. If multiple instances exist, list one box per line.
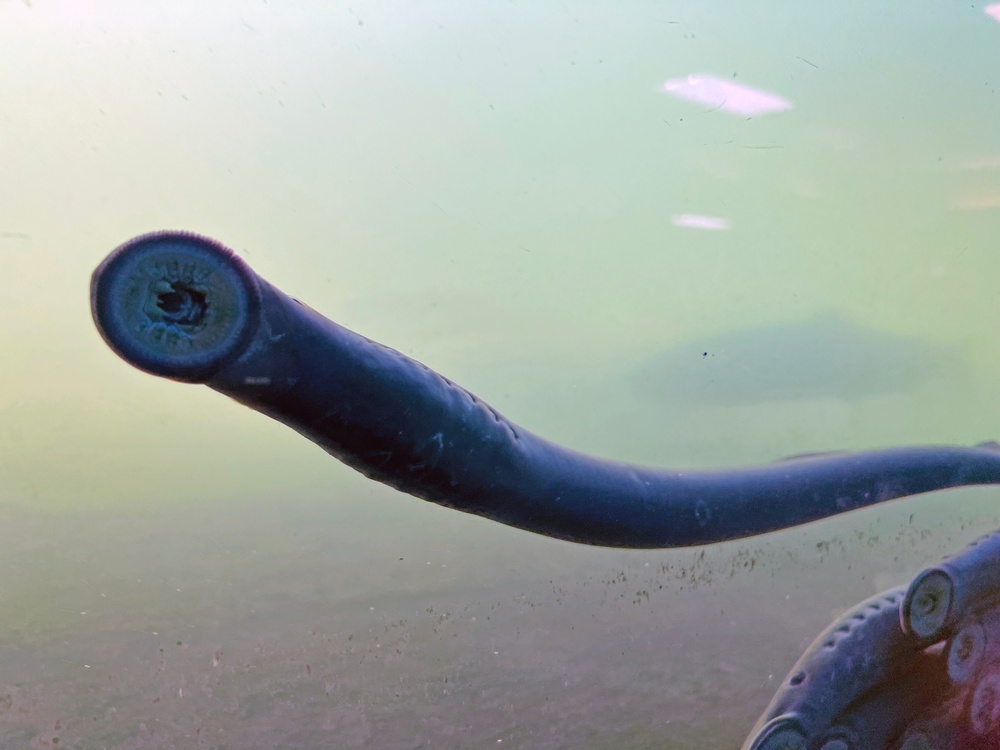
left=145, top=276, right=209, bottom=330
left=91, top=231, right=262, bottom=383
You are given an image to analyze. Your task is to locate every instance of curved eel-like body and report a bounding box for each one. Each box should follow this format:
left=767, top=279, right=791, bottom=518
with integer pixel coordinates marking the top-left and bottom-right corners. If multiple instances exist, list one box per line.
left=91, top=231, right=1000, bottom=549
left=744, top=587, right=947, bottom=750
left=745, top=530, right=1000, bottom=749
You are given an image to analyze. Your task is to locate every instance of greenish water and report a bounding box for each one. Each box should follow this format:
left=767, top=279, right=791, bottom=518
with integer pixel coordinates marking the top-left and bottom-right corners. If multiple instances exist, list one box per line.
left=1, top=1, right=999, bottom=747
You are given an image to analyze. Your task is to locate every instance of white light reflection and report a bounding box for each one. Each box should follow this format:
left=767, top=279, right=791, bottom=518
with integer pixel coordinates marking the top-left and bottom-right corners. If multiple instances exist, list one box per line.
left=661, top=74, right=792, bottom=116
left=986, top=4, right=1000, bottom=22
left=955, top=194, right=1000, bottom=211
left=672, top=214, right=731, bottom=231
left=958, top=155, right=1000, bottom=171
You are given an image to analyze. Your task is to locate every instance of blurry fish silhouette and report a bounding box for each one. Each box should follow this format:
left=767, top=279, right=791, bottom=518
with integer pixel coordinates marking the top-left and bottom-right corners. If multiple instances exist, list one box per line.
left=631, top=313, right=959, bottom=408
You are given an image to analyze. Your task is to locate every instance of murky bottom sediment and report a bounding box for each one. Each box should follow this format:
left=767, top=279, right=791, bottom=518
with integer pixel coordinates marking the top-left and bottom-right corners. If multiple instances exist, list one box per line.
left=1, top=493, right=995, bottom=749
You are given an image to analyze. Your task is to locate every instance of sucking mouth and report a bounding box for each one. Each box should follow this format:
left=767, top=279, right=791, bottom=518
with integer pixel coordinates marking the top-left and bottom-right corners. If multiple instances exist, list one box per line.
left=150, top=280, right=209, bottom=328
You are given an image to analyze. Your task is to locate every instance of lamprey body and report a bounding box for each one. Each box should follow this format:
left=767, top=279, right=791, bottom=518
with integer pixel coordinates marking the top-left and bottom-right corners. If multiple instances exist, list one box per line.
left=91, top=231, right=1000, bottom=548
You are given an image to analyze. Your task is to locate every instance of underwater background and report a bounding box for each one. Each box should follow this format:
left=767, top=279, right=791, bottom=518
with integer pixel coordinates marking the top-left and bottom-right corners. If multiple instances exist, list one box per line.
left=1, top=1, right=1000, bottom=747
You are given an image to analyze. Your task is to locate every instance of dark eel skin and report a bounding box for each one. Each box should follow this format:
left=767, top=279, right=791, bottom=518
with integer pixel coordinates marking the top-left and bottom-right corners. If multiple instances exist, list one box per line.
left=90, top=231, right=1000, bottom=549
left=744, top=532, right=1000, bottom=749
